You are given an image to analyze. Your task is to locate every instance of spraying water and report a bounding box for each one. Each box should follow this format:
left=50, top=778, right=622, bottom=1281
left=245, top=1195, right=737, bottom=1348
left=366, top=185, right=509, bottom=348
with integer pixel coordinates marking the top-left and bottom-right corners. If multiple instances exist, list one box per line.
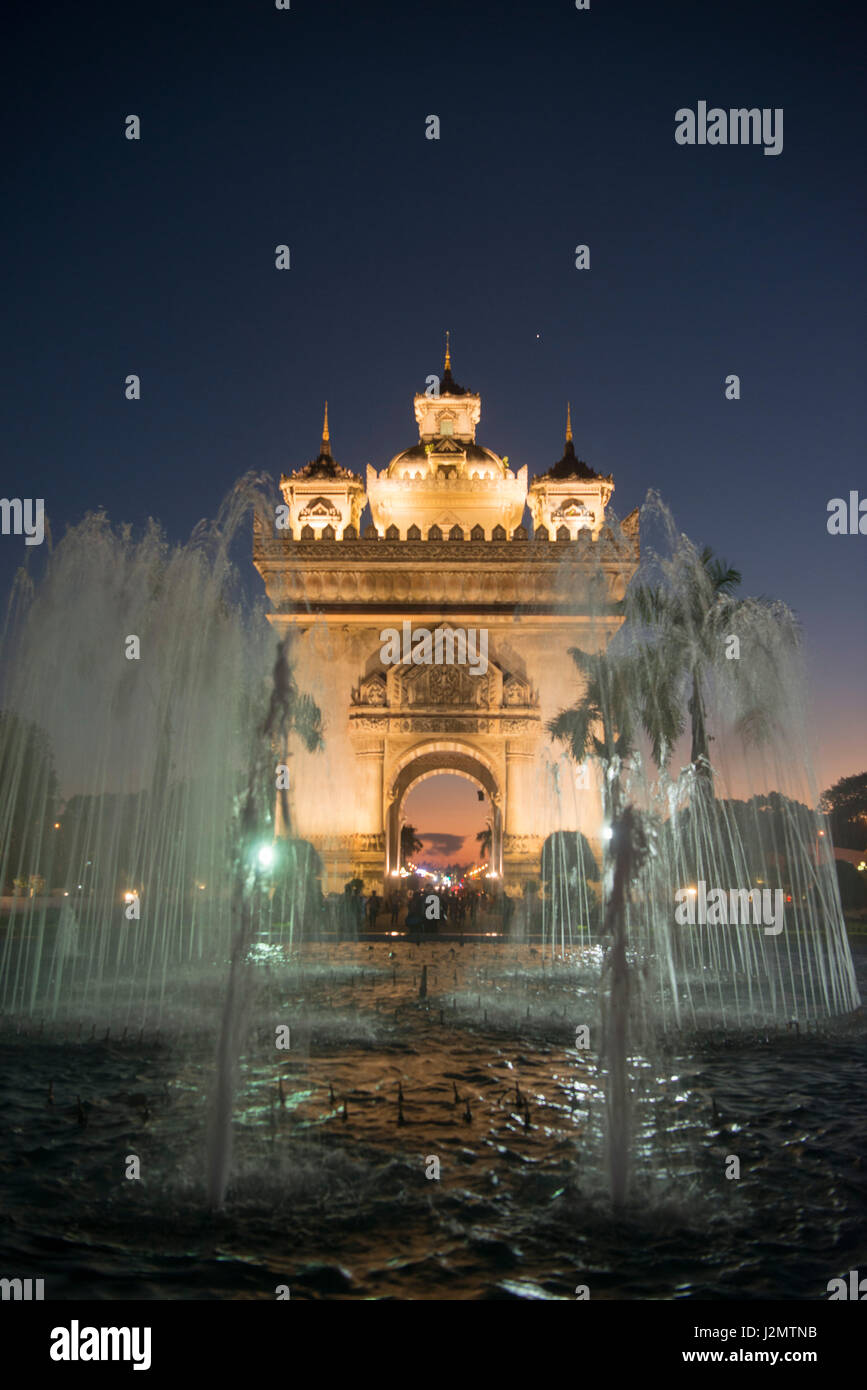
left=0, top=482, right=277, bottom=1027
left=543, top=494, right=859, bottom=1032
left=0, top=485, right=859, bottom=1216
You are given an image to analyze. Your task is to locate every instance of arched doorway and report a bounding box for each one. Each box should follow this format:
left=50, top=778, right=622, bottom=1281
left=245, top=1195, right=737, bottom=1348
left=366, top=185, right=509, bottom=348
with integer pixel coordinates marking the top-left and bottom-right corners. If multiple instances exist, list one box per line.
left=384, top=745, right=503, bottom=888
left=399, top=772, right=493, bottom=887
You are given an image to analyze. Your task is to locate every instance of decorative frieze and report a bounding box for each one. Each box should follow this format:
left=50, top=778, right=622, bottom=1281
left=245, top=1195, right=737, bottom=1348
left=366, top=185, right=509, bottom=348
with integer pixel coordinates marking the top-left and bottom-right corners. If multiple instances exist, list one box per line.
left=253, top=527, right=637, bottom=615
left=348, top=712, right=540, bottom=736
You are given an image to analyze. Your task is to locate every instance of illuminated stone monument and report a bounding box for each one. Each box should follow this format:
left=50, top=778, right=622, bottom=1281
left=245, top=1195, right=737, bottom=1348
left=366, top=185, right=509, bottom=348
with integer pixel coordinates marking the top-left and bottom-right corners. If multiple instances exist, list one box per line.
left=254, top=348, right=638, bottom=892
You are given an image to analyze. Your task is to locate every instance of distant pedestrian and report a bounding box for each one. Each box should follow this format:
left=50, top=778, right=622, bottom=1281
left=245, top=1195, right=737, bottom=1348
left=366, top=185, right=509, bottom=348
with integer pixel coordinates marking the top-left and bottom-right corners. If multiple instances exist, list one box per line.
left=405, top=891, right=423, bottom=932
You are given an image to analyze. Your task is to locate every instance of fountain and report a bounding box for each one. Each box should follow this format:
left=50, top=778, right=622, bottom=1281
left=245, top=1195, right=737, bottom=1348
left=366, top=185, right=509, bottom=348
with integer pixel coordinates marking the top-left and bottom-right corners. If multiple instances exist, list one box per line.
left=0, top=482, right=282, bottom=1030
left=0, top=486, right=860, bottom=1232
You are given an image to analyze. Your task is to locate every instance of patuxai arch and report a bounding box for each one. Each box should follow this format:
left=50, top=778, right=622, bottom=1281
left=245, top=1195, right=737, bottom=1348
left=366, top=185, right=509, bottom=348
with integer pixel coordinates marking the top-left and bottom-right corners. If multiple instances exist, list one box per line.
left=253, top=346, right=639, bottom=893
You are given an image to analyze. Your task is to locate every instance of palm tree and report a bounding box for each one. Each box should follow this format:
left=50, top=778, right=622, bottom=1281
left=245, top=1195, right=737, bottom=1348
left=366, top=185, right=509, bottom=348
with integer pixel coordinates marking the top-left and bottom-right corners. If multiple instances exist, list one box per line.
left=400, top=823, right=423, bottom=867
left=262, top=637, right=324, bottom=836
left=476, top=825, right=492, bottom=860
left=628, top=546, right=797, bottom=788
left=628, top=547, right=741, bottom=786
left=548, top=645, right=636, bottom=825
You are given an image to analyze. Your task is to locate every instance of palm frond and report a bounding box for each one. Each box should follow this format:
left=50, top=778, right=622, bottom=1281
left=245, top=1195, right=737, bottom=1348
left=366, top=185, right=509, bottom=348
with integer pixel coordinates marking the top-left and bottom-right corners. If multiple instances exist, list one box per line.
left=293, top=693, right=324, bottom=753
left=548, top=706, right=596, bottom=764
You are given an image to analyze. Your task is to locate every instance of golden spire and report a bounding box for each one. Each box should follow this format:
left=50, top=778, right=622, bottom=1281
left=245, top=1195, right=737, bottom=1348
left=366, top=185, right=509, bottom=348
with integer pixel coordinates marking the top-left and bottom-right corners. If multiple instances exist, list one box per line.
left=444, top=330, right=451, bottom=372
left=566, top=401, right=573, bottom=442
left=321, top=401, right=330, bottom=452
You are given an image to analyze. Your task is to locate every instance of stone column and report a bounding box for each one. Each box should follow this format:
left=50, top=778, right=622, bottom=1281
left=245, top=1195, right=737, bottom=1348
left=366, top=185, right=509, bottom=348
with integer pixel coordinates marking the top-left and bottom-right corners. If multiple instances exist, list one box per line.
left=385, top=798, right=400, bottom=884
left=492, top=801, right=504, bottom=880
left=505, top=740, right=535, bottom=835
left=350, top=740, right=385, bottom=886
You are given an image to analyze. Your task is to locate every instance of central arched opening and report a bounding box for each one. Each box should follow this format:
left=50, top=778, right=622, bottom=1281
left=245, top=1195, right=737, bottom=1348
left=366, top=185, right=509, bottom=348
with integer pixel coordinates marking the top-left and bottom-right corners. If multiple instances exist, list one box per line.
left=401, top=772, right=492, bottom=883
left=384, top=745, right=503, bottom=889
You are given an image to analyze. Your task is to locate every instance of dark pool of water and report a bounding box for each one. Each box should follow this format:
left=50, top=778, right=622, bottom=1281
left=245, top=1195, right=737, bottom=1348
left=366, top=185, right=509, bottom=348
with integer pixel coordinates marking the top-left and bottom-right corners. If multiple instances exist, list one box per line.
left=0, top=940, right=865, bottom=1300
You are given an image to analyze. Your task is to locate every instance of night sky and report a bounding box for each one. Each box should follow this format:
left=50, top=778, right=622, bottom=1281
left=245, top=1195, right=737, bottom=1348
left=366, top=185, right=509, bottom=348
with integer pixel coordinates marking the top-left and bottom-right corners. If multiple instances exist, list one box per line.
left=2, top=0, right=864, bottom=822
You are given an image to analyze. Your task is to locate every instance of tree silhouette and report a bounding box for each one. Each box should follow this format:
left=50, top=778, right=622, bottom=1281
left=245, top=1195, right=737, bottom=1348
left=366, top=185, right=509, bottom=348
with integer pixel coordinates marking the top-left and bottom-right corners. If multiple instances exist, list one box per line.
left=548, top=645, right=636, bottom=825
left=628, top=546, right=742, bottom=782
left=0, top=711, right=59, bottom=892
left=400, top=823, right=423, bottom=866
left=820, top=772, right=867, bottom=850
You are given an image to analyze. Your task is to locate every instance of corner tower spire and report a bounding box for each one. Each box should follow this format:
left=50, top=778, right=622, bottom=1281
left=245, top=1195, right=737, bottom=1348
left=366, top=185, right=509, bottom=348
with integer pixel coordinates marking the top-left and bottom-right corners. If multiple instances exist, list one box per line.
left=526, top=406, right=613, bottom=540
left=277, top=402, right=365, bottom=539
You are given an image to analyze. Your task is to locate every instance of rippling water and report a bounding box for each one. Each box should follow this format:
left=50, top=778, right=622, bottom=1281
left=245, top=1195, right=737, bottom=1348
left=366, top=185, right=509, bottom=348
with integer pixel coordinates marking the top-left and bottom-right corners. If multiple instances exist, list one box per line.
left=1, top=939, right=865, bottom=1300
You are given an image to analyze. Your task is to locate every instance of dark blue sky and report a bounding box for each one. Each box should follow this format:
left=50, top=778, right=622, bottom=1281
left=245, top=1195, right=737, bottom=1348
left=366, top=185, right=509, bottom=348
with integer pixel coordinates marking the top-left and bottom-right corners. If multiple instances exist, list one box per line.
left=2, top=0, right=864, bottom=790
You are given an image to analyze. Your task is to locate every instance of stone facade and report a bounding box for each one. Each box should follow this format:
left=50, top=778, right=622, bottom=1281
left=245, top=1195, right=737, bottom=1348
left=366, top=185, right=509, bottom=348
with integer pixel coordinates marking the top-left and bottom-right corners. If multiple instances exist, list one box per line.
left=253, top=358, right=639, bottom=892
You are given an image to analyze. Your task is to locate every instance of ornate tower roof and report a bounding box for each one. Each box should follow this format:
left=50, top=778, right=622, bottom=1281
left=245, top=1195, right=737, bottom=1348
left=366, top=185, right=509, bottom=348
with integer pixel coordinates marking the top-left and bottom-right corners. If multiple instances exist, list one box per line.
left=538, top=403, right=602, bottom=481
left=438, top=331, right=471, bottom=397
left=366, top=346, right=527, bottom=539
left=527, top=405, right=613, bottom=539
left=293, top=402, right=357, bottom=481
left=279, top=405, right=365, bottom=538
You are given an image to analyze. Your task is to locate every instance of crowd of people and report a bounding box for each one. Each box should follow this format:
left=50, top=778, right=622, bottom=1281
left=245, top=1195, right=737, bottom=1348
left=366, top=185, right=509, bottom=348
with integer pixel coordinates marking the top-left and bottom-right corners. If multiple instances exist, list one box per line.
left=356, top=883, right=513, bottom=934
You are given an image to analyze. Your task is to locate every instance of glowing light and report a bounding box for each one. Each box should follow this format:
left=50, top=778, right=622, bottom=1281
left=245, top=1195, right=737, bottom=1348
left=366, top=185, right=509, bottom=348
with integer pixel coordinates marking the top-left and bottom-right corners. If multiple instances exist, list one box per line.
left=197, top=883, right=206, bottom=891
left=53, top=822, right=60, bottom=830
left=601, top=826, right=613, bottom=841
left=124, top=891, right=137, bottom=904
left=257, top=844, right=275, bottom=869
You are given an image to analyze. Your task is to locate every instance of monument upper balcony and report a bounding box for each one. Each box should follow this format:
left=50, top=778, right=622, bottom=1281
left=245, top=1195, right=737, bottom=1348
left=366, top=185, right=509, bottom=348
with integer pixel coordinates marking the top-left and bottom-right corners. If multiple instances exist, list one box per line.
left=252, top=509, right=639, bottom=624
